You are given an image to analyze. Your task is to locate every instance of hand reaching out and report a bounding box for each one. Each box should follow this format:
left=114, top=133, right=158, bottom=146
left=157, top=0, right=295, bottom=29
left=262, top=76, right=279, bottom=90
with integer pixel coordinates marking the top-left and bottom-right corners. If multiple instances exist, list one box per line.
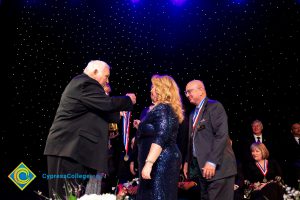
left=126, top=93, right=136, bottom=104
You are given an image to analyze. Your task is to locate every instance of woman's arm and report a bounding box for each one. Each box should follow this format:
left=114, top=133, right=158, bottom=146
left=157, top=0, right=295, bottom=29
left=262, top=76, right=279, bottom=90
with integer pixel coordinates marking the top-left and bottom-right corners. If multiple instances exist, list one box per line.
left=141, top=143, right=162, bottom=179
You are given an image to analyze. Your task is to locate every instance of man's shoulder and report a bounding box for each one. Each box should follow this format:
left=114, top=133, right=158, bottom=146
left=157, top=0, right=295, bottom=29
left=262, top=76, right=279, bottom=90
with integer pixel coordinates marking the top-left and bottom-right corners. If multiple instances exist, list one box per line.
left=72, top=73, right=92, bottom=82
left=206, top=98, right=223, bottom=108
left=207, top=98, right=218, bottom=103
left=71, top=73, right=101, bottom=87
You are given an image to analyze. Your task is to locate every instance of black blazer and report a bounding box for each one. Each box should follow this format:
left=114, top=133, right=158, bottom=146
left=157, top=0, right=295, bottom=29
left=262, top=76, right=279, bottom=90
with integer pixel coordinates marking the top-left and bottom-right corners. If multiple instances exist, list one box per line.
left=244, top=160, right=282, bottom=183
left=187, top=98, right=237, bottom=181
left=44, top=73, right=133, bottom=172
left=284, top=135, right=300, bottom=164
left=283, top=135, right=300, bottom=187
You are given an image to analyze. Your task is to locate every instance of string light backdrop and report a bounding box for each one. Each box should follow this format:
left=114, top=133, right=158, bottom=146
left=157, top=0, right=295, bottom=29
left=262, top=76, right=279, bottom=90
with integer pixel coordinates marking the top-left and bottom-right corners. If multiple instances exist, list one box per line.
left=2, top=0, right=299, bottom=198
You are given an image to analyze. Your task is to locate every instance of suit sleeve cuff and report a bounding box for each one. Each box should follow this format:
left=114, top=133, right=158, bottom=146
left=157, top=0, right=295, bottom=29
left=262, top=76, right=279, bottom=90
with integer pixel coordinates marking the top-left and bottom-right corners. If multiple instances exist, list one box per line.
left=207, top=161, right=216, bottom=168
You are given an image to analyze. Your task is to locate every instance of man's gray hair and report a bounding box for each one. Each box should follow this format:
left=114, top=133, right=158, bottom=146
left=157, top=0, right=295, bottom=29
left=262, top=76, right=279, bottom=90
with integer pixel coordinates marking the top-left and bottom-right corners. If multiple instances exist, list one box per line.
left=251, top=119, right=263, bottom=128
left=83, top=60, right=110, bottom=75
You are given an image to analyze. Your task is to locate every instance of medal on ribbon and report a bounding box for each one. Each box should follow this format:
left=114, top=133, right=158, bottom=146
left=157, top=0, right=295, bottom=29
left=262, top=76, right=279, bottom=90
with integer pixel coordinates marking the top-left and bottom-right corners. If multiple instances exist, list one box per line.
left=122, top=111, right=131, bottom=161
left=192, top=98, right=205, bottom=135
left=256, top=160, right=268, bottom=183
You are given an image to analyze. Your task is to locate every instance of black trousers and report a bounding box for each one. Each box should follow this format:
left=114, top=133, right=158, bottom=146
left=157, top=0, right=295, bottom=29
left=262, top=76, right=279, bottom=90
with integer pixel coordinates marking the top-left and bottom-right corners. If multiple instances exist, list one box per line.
left=191, top=158, right=235, bottom=200
left=47, top=155, right=96, bottom=199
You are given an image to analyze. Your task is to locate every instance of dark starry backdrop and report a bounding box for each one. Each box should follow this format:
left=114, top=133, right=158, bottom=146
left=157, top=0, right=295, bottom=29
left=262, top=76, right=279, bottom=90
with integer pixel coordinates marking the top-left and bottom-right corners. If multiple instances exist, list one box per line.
left=1, top=0, right=299, bottom=198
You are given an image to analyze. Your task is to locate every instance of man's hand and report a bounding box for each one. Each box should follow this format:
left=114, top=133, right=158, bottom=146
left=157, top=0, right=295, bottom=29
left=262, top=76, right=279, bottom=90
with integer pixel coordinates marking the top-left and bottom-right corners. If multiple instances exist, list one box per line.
left=126, top=93, right=136, bottom=104
left=202, top=162, right=216, bottom=179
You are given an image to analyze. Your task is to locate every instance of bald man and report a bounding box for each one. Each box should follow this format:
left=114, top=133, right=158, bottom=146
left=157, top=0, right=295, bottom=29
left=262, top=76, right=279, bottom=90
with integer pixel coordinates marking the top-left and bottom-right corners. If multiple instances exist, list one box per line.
left=183, top=80, right=237, bottom=200
left=44, top=60, right=136, bottom=199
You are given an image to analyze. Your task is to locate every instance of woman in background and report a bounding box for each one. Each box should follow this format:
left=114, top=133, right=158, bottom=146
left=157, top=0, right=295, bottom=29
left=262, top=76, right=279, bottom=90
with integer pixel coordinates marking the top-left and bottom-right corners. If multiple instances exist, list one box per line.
left=244, top=142, right=283, bottom=200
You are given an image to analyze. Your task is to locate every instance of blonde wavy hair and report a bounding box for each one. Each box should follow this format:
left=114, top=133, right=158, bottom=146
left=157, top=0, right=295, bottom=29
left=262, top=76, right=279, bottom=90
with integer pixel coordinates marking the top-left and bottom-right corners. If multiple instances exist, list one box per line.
left=151, top=75, right=184, bottom=123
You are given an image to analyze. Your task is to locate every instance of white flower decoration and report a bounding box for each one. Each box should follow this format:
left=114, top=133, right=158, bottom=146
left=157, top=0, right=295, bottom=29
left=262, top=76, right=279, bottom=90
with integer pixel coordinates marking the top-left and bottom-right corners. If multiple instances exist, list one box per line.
left=78, top=193, right=116, bottom=200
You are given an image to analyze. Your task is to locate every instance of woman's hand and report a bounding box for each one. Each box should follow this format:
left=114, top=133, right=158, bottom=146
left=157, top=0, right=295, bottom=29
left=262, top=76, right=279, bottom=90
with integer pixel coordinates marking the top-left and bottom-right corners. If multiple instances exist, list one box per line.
left=142, top=143, right=162, bottom=179
left=141, top=162, right=153, bottom=179
left=253, top=182, right=267, bottom=190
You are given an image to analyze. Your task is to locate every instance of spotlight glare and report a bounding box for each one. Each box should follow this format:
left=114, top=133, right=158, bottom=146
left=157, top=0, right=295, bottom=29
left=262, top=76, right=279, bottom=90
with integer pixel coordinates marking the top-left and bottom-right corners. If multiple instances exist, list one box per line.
left=171, top=0, right=186, bottom=6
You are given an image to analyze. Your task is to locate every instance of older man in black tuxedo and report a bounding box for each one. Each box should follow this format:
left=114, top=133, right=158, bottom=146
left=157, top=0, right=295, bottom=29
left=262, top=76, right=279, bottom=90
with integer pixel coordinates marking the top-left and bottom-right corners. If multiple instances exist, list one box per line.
left=44, top=60, right=136, bottom=199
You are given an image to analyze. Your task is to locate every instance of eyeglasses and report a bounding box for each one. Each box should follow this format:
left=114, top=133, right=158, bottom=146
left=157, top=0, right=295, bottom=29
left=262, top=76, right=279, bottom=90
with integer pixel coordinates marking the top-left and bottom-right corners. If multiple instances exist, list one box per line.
left=184, top=88, right=199, bottom=95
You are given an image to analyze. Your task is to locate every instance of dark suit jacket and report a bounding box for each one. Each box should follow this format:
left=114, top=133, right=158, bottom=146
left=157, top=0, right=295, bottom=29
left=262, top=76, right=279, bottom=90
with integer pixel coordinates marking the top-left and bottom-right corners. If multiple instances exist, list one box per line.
left=187, top=98, right=237, bottom=181
left=44, top=73, right=133, bottom=172
left=283, top=135, right=300, bottom=187
left=284, top=135, right=300, bottom=164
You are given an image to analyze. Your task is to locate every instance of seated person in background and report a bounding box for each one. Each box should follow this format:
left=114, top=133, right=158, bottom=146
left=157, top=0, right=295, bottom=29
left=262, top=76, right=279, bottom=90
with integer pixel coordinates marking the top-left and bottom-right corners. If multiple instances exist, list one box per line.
left=240, top=119, right=275, bottom=165
left=284, top=121, right=300, bottom=188
left=244, top=142, right=283, bottom=200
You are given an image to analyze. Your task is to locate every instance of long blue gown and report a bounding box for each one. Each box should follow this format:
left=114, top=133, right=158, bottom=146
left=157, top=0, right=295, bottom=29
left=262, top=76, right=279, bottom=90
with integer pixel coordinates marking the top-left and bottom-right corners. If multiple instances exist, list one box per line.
left=136, top=103, right=182, bottom=200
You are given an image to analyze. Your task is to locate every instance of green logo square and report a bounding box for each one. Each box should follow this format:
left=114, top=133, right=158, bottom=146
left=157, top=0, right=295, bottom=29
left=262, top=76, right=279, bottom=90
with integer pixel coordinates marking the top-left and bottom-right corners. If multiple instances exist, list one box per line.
left=8, top=162, right=36, bottom=190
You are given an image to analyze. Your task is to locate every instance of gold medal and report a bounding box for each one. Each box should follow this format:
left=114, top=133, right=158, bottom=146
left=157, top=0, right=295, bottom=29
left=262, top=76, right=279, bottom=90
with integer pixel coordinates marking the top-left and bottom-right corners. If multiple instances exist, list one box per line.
left=124, top=154, right=129, bottom=161
left=109, top=123, right=118, bottom=132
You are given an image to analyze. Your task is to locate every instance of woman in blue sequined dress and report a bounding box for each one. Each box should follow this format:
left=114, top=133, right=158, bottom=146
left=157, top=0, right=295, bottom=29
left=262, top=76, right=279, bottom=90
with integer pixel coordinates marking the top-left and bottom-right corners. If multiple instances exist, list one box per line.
left=136, top=75, right=184, bottom=200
